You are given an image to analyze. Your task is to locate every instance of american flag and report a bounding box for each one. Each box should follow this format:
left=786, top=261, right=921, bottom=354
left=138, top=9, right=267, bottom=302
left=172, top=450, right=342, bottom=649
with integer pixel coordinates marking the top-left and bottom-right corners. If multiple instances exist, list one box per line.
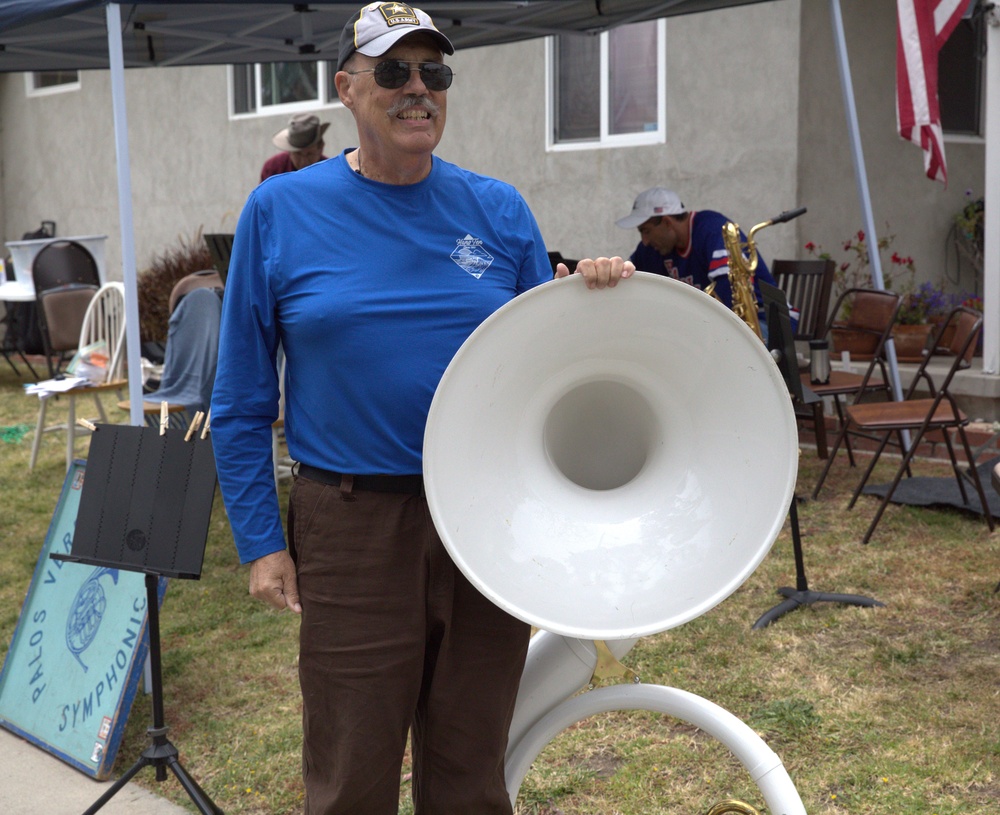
left=895, top=0, right=966, bottom=183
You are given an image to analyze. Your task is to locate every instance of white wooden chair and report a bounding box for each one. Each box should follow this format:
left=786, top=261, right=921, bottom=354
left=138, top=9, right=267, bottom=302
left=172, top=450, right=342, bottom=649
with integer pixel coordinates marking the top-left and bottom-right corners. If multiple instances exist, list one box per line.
left=29, top=282, right=127, bottom=471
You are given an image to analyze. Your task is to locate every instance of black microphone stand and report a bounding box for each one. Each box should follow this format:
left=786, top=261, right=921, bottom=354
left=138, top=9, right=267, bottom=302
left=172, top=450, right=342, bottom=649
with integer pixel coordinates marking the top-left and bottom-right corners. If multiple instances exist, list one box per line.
left=753, top=279, right=883, bottom=629
left=752, top=495, right=883, bottom=629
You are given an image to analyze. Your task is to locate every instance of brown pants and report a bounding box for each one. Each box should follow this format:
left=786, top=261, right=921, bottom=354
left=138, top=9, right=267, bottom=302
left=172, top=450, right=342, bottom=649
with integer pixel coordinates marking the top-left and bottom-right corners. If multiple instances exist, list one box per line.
left=288, top=475, right=530, bottom=815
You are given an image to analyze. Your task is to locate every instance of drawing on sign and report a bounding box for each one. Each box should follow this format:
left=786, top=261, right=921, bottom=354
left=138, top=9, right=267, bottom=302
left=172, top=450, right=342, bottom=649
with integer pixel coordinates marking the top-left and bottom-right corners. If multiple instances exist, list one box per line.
left=66, top=567, right=119, bottom=671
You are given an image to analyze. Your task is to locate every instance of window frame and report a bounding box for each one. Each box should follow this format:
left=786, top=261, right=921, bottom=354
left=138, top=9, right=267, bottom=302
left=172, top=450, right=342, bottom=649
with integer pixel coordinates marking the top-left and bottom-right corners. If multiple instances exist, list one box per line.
left=228, top=61, right=343, bottom=120
left=545, top=19, right=666, bottom=152
left=25, top=71, right=81, bottom=97
left=940, top=15, right=985, bottom=142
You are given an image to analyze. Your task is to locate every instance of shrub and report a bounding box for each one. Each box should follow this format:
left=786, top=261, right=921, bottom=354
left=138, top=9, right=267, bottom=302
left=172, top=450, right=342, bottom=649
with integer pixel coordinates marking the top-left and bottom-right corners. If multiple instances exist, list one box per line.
left=137, top=229, right=213, bottom=343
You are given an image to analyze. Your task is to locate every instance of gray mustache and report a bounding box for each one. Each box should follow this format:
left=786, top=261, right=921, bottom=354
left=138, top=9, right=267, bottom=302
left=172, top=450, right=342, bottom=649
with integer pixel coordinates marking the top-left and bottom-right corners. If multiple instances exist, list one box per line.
left=388, top=95, right=440, bottom=117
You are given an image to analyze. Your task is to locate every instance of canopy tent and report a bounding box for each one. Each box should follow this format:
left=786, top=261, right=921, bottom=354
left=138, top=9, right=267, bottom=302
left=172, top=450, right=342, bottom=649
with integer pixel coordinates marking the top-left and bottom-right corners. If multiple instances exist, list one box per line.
left=0, top=0, right=775, bottom=71
left=0, top=1, right=994, bottom=427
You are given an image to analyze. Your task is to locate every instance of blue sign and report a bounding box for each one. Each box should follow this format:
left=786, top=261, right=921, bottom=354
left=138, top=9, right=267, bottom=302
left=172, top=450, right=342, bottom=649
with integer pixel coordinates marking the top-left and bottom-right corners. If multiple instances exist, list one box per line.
left=0, top=462, right=163, bottom=779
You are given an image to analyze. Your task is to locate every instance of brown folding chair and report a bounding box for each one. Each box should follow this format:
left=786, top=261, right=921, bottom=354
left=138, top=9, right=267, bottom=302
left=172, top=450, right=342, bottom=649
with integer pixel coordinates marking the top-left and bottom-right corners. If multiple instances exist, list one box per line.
left=772, top=259, right=836, bottom=457
left=35, top=283, right=99, bottom=378
left=32, top=239, right=102, bottom=377
left=810, top=288, right=903, bottom=492
left=840, top=306, right=993, bottom=545
left=168, top=269, right=224, bottom=315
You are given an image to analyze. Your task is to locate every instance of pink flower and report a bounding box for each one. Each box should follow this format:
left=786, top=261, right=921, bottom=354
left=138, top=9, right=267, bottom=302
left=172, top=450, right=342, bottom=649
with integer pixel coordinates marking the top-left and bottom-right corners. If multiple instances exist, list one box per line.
left=805, top=241, right=816, bottom=251
left=857, top=230, right=865, bottom=242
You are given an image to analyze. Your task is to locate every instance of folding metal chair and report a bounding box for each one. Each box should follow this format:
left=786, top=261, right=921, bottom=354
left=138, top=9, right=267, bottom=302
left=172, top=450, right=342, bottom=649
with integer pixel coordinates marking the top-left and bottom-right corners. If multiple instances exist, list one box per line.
left=810, top=288, right=903, bottom=494
left=31, top=240, right=102, bottom=377
left=840, top=306, right=994, bottom=545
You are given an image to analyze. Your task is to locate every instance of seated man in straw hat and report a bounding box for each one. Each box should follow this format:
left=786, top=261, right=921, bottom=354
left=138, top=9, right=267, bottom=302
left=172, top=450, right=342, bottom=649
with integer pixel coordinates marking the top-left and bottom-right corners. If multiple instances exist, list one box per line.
left=260, top=112, right=330, bottom=181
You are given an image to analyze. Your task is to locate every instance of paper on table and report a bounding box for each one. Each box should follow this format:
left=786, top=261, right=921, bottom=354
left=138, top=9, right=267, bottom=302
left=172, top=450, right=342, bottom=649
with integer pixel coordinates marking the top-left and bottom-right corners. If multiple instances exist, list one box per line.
left=24, top=376, right=89, bottom=398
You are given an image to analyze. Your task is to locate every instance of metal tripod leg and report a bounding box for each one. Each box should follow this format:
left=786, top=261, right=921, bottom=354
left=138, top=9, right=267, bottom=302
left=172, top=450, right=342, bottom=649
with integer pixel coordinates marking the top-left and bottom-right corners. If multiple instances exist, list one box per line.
left=79, top=574, right=224, bottom=815
left=753, top=496, right=884, bottom=629
left=81, top=730, right=222, bottom=814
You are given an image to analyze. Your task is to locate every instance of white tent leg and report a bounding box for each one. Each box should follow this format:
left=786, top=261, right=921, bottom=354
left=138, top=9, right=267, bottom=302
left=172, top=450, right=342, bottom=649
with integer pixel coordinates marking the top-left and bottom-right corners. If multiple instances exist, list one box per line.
left=106, top=3, right=144, bottom=427
left=983, top=8, right=1000, bottom=376
left=829, top=0, right=911, bottom=452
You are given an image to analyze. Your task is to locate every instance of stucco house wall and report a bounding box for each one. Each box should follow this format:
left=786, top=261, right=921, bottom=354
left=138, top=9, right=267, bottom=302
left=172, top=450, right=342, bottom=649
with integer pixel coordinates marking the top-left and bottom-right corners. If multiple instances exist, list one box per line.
left=0, top=0, right=984, bottom=308
left=798, top=0, right=984, bottom=302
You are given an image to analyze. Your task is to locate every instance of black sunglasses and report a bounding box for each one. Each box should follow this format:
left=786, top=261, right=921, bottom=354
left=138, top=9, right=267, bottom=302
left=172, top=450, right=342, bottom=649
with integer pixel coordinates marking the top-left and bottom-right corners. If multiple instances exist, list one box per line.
left=348, top=59, right=454, bottom=91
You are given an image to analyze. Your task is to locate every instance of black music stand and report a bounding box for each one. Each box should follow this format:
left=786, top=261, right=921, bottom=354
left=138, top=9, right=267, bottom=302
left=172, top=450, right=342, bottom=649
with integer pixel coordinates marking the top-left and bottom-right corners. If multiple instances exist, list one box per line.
left=752, top=280, right=883, bottom=629
left=52, top=423, right=223, bottom=814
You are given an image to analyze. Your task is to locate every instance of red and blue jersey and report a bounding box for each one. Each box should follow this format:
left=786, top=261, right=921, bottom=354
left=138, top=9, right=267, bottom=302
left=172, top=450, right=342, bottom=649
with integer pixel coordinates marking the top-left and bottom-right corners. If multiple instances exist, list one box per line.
left=629, top=210, right=778, bottom=314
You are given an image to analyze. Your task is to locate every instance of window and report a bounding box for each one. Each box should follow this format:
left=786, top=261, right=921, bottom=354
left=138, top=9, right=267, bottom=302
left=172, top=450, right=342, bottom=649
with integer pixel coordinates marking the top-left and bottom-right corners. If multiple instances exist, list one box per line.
left=548, top=19, right=665, bottom=149
left=230, top=61, right=340, bottom=117
left=939, top=16, right=983, bottom=137
left=25, top=71, right=80, bottom=96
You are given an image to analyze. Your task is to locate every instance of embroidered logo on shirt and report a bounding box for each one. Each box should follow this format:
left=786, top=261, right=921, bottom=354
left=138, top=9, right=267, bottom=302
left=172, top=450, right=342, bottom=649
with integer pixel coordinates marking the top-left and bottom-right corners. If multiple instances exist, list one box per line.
left=451, top=235, right=494, bottom=279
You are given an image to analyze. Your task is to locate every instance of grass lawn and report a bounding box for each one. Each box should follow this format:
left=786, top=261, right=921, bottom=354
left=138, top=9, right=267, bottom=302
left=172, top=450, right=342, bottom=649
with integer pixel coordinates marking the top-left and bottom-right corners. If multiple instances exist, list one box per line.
left=1, top=360, right=999, bottom=814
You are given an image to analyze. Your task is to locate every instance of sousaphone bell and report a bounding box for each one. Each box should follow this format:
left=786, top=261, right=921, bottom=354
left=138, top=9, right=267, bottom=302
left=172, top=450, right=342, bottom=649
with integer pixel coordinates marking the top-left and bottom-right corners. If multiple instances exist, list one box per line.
left=424, top=271, right=798, bottom=641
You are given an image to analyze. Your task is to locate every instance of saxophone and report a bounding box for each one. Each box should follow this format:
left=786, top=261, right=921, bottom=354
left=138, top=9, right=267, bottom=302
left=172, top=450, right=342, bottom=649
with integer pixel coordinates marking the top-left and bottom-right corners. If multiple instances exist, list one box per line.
left=706, top=207, right=807, bottom=341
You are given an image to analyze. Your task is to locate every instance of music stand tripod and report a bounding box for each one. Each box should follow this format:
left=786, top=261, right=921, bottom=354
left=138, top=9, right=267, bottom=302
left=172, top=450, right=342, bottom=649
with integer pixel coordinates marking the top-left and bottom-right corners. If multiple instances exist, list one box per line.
left=52, top=422, right=223, bottom=814
left=752, top=280, right=884, bottom=629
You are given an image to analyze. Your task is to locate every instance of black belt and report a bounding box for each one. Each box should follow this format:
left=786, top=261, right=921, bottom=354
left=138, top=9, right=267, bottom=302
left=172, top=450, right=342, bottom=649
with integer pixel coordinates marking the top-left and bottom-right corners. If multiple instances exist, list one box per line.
left=298, top=464, right=424, bottom=495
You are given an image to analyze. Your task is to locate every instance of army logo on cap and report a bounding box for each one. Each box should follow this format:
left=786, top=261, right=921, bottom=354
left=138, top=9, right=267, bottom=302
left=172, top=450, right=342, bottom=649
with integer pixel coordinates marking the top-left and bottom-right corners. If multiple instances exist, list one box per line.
left=379, top=3, right=420, bottom=26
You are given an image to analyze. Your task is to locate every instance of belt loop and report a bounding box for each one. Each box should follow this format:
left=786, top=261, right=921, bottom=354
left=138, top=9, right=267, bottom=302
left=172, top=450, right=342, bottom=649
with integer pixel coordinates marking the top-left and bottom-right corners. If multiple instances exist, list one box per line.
left=339, top=473, right=356, bottom=502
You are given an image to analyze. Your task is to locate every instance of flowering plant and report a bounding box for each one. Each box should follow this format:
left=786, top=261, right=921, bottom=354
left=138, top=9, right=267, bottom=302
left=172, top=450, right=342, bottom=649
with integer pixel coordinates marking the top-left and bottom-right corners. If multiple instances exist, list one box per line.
left=898, top=281, right=948, bottom=325
left=955, top=190, right=984, bottom=247
left=954, top=189, right=984, bottom=275
left=805, top=228, right=918, bottom=319
left=962, top=294, right=983, bottom=312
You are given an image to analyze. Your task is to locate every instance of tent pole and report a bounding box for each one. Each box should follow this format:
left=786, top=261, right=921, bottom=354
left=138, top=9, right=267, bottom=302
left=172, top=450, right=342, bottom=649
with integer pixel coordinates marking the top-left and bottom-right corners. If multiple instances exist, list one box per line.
left=106, top=2, right=144, bottom=427
left=828, top=0, right=906, bottom=407
left=982, top=8, right=999, bottom=376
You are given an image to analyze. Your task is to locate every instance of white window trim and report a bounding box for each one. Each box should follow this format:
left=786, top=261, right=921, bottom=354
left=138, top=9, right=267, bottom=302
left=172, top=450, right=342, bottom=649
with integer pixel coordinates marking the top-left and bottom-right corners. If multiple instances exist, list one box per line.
left=944, top=133, right=985, bottom=145
left=545, top=18, right=666, bottom=152
left=227, top=63, right=345, bottom=120
left=25, top=72, right=81, bottom=97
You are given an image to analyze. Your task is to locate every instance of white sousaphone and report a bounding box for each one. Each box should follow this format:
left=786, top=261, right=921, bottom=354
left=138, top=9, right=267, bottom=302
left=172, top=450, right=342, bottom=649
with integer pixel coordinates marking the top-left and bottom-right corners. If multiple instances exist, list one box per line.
left=424, top=272, right=805, bottom=814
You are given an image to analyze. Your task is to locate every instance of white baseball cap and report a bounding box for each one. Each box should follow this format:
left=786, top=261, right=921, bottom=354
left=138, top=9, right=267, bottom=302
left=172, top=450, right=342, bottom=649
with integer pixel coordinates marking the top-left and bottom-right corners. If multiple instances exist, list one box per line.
left=338, top=3, right=455, bottom=71
left=615, top=187, right=685, bottom=229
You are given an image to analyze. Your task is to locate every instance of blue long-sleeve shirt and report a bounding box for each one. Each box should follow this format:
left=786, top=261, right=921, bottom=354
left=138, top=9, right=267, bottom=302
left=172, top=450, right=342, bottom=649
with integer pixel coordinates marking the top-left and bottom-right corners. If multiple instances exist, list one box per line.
left=211, top=152, right=551, bottom=563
